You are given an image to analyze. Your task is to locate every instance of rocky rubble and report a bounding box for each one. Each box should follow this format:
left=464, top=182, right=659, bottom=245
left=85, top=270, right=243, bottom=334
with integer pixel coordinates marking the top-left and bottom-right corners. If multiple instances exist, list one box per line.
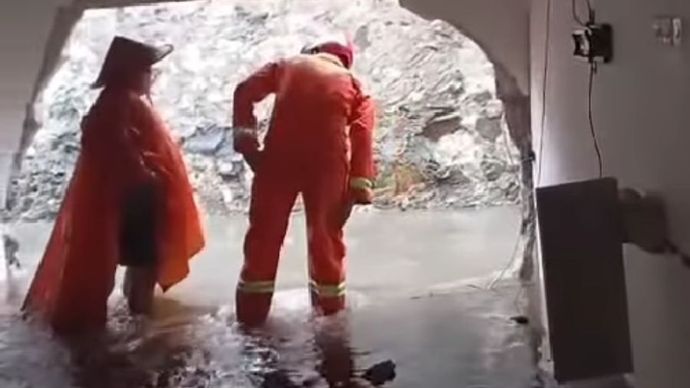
left=6, top=0, right=520, bottom=221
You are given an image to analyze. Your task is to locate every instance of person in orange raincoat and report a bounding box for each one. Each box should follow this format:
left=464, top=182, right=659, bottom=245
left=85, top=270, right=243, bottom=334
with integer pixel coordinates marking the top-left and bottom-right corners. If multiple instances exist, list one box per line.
left=22, top=36, right=205, bottom=333
left=232, top=37, right=376, bottom=325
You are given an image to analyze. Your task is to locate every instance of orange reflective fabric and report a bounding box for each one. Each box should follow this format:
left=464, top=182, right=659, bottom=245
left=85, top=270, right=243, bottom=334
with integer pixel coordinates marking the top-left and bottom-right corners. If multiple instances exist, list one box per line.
left=233, top=53, right=377, bottom=180
left=232, top=54, right=377, bottom=324
left=22, top=89, right=205, bottom=332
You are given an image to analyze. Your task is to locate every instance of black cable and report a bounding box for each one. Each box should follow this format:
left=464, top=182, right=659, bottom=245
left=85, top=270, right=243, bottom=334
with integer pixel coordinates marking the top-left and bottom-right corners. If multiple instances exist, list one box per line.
left=585, top=0, right=594, bottom=23
left=573, top=0, right=602, bottom=177
left=571, top=0, right=587, bottom=26
left=588, top=63, right=604, bottom=178
left=572, top=0, right=595, bottom=26
left=536, top=0, right=552, bottom=186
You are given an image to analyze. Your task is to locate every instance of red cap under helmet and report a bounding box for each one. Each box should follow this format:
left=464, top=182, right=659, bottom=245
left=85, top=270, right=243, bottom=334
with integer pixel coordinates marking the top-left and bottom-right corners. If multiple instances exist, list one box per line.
left=316, top=40, right=354, bottom=69
left=302, top=34, right=355, bottom=69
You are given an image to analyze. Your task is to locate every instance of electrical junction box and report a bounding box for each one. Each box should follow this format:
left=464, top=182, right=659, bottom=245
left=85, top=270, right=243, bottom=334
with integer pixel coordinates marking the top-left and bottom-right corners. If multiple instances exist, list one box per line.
left=573, top=23, right=613, bottom=63
left=653, top=16, right=682, bottom=46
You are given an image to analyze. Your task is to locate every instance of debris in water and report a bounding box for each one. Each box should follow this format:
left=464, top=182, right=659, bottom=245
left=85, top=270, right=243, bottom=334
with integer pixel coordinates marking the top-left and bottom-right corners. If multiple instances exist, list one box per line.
left=510, top=315, right=529, bottom=325
left=261, top=370, right=302, bottom=388
left=362, top=360, right=396, bottom=386
left=3, top=232, right=21, bottom=269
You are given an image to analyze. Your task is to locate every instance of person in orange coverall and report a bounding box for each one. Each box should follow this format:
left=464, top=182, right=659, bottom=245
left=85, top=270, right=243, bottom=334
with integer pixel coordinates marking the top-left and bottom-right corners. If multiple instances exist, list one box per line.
left=22, top=37, right=205, bottom=333
left=232, top=38, right=376, bottom=325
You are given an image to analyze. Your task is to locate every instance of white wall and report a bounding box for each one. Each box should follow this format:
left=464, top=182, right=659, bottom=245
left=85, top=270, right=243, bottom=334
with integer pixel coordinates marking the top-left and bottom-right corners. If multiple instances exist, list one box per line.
left=0, top=0, right=75, bottom=205
left=0, top=0, right=73, bottom=149
left=531, top=0, right=690, bottom=387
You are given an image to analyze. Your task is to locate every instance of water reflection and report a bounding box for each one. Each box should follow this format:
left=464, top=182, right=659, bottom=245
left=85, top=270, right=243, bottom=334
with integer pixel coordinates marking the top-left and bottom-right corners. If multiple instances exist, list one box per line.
left=0, top=277, right=538, bottom=388
left=17, top=288, right=384, bottom=388
left=50, top=300, right=221, bottom=388
left=245, top=314, right=378, bottom=388
left=0, top=212, right=538, bottom=388
left=235, top=292, right=391, bottom=388
left=313, top=320, right=358, bottom=387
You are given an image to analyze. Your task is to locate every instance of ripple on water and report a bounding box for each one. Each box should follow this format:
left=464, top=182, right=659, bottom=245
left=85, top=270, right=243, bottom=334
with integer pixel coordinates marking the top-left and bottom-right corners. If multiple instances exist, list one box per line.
left=0, top=288, right=375, bottom=388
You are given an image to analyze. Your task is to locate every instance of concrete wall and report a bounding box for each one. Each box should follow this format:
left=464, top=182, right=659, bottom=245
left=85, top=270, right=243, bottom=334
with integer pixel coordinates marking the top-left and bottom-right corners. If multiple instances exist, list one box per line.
left=531, top=0, right=690, bottom=387
left=401, top=0, right=531, bottom=95
left=0, top=1, right=62, bottom=151
left=0, top=0, right=75, bottom=205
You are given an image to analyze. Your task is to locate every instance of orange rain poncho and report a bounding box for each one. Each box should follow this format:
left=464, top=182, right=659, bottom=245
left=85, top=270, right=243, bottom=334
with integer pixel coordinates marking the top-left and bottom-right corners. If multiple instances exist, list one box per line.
left=22, top=88, right=205, bottom=332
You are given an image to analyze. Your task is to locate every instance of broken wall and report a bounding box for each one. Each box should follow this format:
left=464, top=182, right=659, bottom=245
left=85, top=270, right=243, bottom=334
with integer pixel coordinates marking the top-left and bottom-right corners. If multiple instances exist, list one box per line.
left=531, top=0, right=690, bottom=386
left=0, top=0, right=78, bottom=207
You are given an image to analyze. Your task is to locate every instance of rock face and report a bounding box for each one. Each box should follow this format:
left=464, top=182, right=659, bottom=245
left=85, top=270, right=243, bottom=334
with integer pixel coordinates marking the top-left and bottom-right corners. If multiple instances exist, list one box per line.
left=6, top=0, right=520, bottom=221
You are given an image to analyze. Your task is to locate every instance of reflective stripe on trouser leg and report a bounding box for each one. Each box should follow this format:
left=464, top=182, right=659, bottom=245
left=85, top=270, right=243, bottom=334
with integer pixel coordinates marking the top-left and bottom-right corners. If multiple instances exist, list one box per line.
left=310, top=280, right=346, bottom=315
left=236, top=279, right=275, bottom=325
left=309, top=280, right=346, bottom=298
left=307, top=226, right=347, bottom=315
left=237, top=280, right=275, bottom=294
left=301, top=154, right=349, bottom=316
left=237, top=166, right=299, bottom=325
left=306, top=212, right=348, bottom=315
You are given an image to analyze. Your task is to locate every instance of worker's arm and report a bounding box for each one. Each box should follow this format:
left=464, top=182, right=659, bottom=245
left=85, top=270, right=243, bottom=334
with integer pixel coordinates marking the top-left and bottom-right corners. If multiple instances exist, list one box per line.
left=232, top=61, right=282, bottom=164
left=348, top=82, right=377, bottom=204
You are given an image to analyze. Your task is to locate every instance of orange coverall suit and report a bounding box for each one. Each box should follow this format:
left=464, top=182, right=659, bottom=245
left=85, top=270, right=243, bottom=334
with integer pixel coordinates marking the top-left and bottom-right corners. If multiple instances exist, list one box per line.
left=233, top=53, right=376, bottom=324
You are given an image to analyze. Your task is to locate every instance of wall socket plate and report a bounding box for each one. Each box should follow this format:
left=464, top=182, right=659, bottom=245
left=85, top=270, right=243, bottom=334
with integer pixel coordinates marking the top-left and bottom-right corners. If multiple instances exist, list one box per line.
left=573, top=23, right=613, bottom=63
left=653, top=16, right=682, bottom=46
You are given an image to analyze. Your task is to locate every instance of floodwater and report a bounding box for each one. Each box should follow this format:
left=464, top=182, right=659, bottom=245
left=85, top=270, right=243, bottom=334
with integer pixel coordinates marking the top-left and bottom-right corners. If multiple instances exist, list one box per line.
left=0, top=206, right=545, bottom=388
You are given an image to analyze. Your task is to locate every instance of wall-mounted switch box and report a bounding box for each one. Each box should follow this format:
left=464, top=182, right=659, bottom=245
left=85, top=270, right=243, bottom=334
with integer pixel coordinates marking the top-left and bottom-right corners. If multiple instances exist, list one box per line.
left=573, top=23, right=613, bottom=63
left=653, top=16, right=682, bottom=46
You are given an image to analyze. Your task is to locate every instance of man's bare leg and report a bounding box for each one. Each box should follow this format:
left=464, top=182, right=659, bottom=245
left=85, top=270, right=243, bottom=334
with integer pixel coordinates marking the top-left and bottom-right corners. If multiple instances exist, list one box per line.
left=124, top=266, right=156, bottom=315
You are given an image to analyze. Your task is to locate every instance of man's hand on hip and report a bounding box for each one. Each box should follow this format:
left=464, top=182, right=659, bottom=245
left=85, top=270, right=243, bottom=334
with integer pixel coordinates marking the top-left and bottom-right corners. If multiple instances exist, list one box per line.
left=232, top=127, right=263, bottom=172
left=244, top=150, right=263, bottom=173
left=233, top=127, right=260, bottom=155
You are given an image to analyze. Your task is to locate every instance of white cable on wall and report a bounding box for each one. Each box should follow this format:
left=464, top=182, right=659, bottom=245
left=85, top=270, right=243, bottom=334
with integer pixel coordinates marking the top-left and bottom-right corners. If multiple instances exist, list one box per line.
left=536, top=0, right=552, bottom=187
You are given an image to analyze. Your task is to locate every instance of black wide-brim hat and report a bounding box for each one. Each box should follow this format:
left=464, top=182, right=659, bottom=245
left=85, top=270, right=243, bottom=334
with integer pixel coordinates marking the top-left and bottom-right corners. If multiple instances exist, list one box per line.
left=92, top=36, right=173, bottom=88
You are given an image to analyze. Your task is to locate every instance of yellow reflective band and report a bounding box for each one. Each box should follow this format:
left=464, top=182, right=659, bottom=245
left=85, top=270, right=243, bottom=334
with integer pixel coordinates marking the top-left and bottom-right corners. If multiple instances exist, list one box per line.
left=237, top=280, right=275, bottom=294
left=350, top=177, right=373, bottom=190
left=309, top=280, right=346, bottom=298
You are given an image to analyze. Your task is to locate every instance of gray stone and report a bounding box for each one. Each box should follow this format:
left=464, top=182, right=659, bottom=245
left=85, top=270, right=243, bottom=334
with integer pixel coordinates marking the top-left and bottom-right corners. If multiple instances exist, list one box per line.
left=434, top=167, right=471, bottom=186
left=475, top=117, right=503, bottom=141
left=183, top=124, right=228, bottom=155
left=419, top=114, right=462, bottom=142
left=217, top=159, right=245, bottom=180
left=354, top=24, right=372, bottom=51
left=468, top=91, right=493, bottom=105
left=6, top=0, right=520, bottom=220
left=481, top=159, right=507, bottom=181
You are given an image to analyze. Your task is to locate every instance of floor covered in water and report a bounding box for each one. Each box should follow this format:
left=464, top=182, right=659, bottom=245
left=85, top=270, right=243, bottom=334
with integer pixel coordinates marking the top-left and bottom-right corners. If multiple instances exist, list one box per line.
left=0, top=206, right=550, bottom=388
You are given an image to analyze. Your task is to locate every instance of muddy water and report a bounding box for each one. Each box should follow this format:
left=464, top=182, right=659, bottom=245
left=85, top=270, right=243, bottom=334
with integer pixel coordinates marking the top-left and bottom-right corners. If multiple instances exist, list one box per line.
left=0, top=207, right=542, bottom=388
